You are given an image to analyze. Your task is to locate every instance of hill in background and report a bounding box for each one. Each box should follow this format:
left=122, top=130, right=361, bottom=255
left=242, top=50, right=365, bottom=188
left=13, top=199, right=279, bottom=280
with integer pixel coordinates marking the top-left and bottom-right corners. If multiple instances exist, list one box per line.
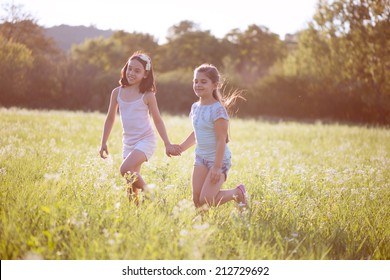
left=45, top=24, right=299, bottom=54
left=45, top=24, right=114, bottom=52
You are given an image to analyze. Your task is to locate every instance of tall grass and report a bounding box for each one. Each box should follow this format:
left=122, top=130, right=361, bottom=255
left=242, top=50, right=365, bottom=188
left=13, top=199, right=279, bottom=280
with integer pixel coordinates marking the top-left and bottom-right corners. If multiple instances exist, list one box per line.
left=0, top=108, right=389, bottom=260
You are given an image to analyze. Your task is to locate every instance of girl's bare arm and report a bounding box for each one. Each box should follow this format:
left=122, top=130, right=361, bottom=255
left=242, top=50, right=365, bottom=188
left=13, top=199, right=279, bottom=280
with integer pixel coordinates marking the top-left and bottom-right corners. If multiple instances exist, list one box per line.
left=210, top=118, right=228, bottom=183
left=179, top=131, right=196, bottom=152
left=100, top=88, right=119, bottom=158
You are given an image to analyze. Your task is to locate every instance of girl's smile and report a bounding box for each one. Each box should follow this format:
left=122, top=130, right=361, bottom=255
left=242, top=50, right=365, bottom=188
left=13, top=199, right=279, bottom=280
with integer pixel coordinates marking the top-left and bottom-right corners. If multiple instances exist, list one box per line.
left=193, top=72, right=217, bottom=103
left=126, top=59, right=146, bottom=85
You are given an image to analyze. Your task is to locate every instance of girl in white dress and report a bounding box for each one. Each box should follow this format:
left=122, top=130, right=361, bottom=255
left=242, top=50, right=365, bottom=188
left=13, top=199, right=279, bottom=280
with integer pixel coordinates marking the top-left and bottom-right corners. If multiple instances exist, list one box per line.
left=99, top=51, right=180, bottom=201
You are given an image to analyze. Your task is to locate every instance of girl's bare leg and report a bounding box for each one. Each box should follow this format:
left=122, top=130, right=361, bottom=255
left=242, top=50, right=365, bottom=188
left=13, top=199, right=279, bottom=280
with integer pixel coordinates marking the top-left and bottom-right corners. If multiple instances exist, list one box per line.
left=120, top=150, right=147, bottom=202
left=192, top=165, right=209, bottom=208
left=199, top=171, right=243, bottom=207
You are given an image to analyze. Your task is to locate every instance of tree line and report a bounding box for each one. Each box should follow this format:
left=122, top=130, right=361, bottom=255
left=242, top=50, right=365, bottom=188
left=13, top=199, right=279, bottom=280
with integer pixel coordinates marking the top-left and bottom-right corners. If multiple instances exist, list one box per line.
left=1, top=0, right=389, bottom=124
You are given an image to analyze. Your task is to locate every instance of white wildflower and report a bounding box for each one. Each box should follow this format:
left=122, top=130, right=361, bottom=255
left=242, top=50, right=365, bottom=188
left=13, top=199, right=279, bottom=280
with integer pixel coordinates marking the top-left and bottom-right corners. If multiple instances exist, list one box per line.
left=0, top=167, right=6, bottom=176
left=165, top=184, right=175, bottom=190
left=193, top=223, right=209, bottom=230
left=23, top=251, right=43, bottom=260
left=44, top=173, right=61, bottom=182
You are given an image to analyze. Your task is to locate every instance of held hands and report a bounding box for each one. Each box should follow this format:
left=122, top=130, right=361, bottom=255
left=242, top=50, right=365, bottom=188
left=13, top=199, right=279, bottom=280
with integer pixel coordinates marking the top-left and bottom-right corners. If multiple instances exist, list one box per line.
left=100, top=143, right=181, bottom=158
left=165, top=144, right=182, bottom=157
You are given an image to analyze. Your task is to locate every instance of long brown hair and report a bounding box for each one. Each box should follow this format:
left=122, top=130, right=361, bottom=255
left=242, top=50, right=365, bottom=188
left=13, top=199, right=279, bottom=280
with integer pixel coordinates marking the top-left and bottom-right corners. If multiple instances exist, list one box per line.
left=119, top=51, right=156, bottom=93
left=194, top=64, right=245, bottom=115
left=194, top=64, right=246, bottom=142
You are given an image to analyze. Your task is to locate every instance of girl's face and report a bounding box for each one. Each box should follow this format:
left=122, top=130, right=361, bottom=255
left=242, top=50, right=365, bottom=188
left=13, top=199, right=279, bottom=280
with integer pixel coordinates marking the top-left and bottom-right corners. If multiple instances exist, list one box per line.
left=126, top=59, right=146, bottom=86
left=193, top=72, right=217, bottom=100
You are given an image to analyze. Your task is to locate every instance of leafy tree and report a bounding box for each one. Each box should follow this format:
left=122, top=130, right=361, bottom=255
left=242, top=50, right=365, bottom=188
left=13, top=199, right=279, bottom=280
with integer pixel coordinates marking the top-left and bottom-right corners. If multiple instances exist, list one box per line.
left=0, top=35, right=33, bottom=105
left=166, top=20, right=201, bottom=41
left=110, top=31, right=159, bottom=66
left=70, top=31, right=159, bottom=72
left=0, top=2, right=63, bottom=107
left=157, top=21, right=226, bottom=72
left=0, top=1, right=33, bottom=39
left=224, top=25, right=287, bottom=84
left=278, top=0, right=390, bottom=123
left=289, top=0, right=390, bottom=122
left=65, top=31, right=159, bottom=110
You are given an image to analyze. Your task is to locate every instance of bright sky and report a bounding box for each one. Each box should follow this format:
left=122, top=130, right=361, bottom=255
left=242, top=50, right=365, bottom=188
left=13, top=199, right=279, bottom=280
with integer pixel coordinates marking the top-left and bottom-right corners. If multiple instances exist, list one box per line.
left=5, top=0, right=319, bottom=43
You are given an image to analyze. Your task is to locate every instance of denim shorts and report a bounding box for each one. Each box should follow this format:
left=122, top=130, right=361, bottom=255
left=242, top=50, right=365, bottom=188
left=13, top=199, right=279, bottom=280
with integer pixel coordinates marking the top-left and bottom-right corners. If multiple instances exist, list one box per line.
left=194, top=154, right=231, bottom=178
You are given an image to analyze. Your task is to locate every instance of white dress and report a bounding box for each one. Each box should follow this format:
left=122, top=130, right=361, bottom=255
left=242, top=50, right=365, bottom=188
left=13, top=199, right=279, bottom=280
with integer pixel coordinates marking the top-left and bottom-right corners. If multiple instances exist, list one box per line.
left=117, top=88, right=157, bottom=160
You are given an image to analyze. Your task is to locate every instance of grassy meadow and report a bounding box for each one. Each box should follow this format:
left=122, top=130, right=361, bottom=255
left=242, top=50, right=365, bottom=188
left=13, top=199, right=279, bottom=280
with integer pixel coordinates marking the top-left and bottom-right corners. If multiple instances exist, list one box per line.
left=0, top=107, right=389, bottom=260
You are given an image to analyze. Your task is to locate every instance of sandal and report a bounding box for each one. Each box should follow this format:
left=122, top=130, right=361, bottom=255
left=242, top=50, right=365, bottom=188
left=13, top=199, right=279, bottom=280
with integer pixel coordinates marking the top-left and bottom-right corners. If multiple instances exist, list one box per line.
left=237, top=184, right=248, bottom=208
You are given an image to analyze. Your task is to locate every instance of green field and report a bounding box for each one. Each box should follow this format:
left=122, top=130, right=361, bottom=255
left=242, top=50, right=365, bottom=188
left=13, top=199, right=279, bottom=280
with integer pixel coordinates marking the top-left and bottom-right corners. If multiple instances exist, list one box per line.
left=0, top=108, right=389, bottom=260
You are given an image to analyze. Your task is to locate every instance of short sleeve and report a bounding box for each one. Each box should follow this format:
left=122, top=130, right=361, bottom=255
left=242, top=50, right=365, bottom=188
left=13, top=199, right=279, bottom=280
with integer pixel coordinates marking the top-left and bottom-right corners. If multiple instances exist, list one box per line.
left=189, top=102, right=196, bottom=118
left=212, top=103, right=229, bottom=122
